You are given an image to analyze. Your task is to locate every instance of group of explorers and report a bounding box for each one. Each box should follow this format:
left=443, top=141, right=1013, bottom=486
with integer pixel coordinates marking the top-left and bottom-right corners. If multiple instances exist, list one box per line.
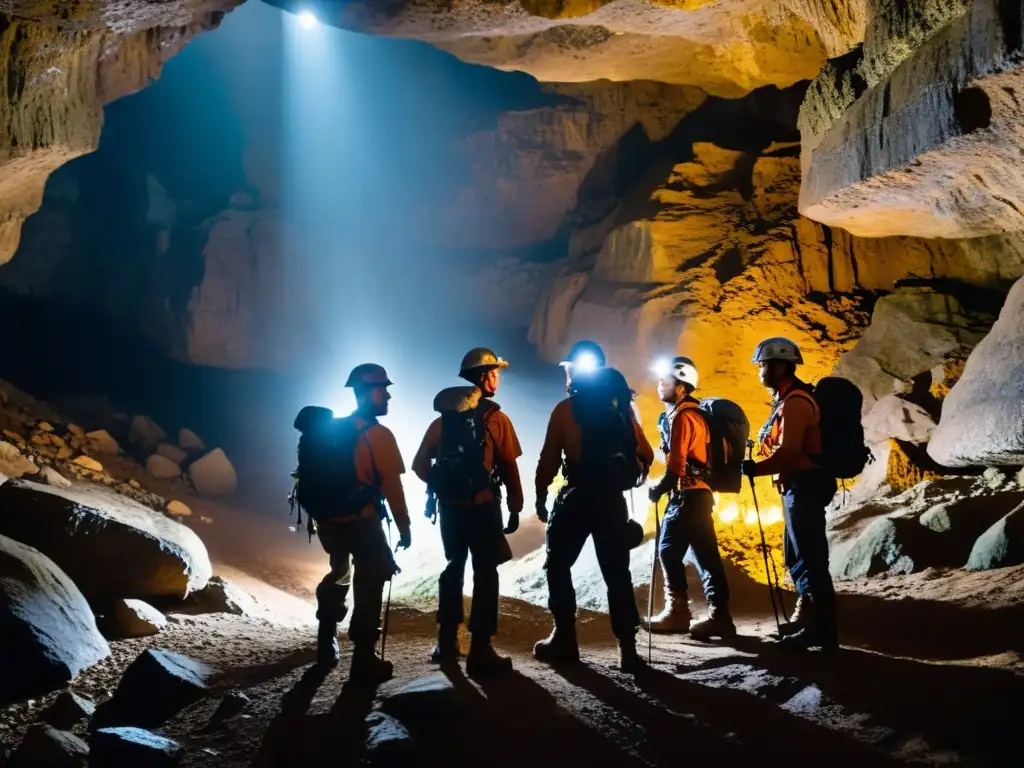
left=290, top=336, right=870, bottom=685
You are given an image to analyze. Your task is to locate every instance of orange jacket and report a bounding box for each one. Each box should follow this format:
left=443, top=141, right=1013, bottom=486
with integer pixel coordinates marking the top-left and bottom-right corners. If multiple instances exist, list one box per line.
left=535, top=397, right=654, bottom=499
left=332, top=415, right=410, bottom=530
left=662, top=400, right=710, bottom=492
left=412, top=405, right=524, bottom=513
left=755, top=379, right=822, bottom=481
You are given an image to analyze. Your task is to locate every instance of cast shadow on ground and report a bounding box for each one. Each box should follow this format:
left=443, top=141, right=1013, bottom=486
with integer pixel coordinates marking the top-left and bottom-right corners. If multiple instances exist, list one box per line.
left=679, top=640, right=1024, bottom=766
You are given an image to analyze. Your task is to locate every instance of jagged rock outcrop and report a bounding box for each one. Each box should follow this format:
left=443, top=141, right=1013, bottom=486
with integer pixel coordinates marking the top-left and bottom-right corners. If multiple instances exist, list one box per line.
left=929, top=274, right=1024, bottom=468
left=0, top=0, right=241, bottom=265
left=800, top=0, right=1024, bottom=238
left=265, top=0, right=868, bottom=96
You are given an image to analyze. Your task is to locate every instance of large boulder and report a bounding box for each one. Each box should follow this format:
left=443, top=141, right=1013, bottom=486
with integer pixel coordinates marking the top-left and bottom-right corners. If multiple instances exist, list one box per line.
left=833, top=287, right=995, bottom=409
left=155, top=443, right=188, bottom=465
left=966, top=502, right=1024, bottom=570
left=187, top=448, right=237, bottom=498
left=862, top=395, right=937, bottom=445
left=98, top=599, right=167, bottom=639
left=90, top=727, right=183, bottom=768
left=92, top=649, right=218, bottom=729
left=178, top=428, right=205, bottom=453
left=928, top=276, right=1024, bottom=468
left=0, top=440, right=38, bottom=479
left=8, top=724, right=89, bottom=768
left=128, top=415, right=166, bottom=450
left=0, top=534, right=110, bottom=703
left=146, top=454, right=182, bottom=480
left=86, top=430, right=121, bottom=456
left=42, top=691, right=96, bottom=730
left=0, top=480, right=212, bottom=602
left=173, top=575, right=258, bottom=617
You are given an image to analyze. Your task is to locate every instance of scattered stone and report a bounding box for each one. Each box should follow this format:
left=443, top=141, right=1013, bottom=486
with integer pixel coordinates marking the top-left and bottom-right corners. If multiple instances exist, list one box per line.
left=128, top=415, right=167, bottom=449
left=364, top=711, right=415, bottom=766
left=72, top=455, right=103, bottom=473
left=919, top=504, right=951, bottom=533
left=175, top=576, right=258, bottom=617
left=166, top=500, right=192, bottom=518
left=3, top=428, right=26, bottom=447
left=129, top=479, right=141, bottom=490
left=56, top=445, right=72, bottom=460
left=90, top=727, right=183, bottom=767
left=40, top=466, right=72, bottom=490
left=0, top=440, right=39, bottom=478
left=188, top=448, right=237, bottom=499
left=967, top=502, right=1024, bottom=571
left=208, top=690, right=251, bottom=724
left=38, top=421, right=54, bottom=433
left=86, top=430, right=120, bottom=456
left=831, top=517, right=919, bottom=580
left=178, top=428, right=205, bottom=453
left=67, top=424, right=86, bottom=441
left=929, top=276, right=1024, bottom=467
left=379, top=674, right=464, bottom=725
left=100, top=599, right=167, bottom=639
left=146, top=454, right=182, bottom=480
left=982, top=467, right=1008, bottom=491
left=156, top=443, right=188, bottom=465
left=92, top=649, right=218, bottom=729
left=0, top=534, right=110, bottom=702
left=32, top=434, right=51, bottom=447
left=0, top=480, right=212, bottom=602
left=199, top=516, right=213, bottom=524
left=8, top=723, right=88, bottom=767
left=41, top=691, right=95, bottom=730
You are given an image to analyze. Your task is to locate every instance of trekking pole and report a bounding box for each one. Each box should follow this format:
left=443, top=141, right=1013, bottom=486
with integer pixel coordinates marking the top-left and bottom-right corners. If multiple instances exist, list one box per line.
left=746, top=440, right=783, bottom=634
left=647, top=498, right=662, bottom=664
left=381, top=513, right=394, bottom=661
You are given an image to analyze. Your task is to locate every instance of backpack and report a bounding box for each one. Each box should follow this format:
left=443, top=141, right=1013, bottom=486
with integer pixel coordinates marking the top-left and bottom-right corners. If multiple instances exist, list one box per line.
left=659, top=398, right=750, bottom=494
left=757, top=377, right=870, bottom=480
left=428, top=386, right=498, bottom=501
left=809, top=377, right=870, bottom=479
left=570, top=367, right=642, bottom=491
left=292, top=410, right=377, bottom=522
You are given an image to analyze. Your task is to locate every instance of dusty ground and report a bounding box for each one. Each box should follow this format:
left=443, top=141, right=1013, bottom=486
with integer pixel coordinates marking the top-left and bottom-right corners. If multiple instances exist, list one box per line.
left=2, top=489, right=1023, bottom=766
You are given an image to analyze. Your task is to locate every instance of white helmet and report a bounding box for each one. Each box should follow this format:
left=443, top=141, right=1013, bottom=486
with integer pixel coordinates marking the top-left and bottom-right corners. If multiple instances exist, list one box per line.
left=651, top=356, right=699, bottom=389
left=751, top=337, right=803, bottom=365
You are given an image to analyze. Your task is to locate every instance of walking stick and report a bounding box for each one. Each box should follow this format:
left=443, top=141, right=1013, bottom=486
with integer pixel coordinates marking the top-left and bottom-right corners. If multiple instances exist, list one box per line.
left=746, top=440, right=784, bottom=634
left=647, top=498, right=662, bottom=664
left=381, top=513, right=394, bottom=661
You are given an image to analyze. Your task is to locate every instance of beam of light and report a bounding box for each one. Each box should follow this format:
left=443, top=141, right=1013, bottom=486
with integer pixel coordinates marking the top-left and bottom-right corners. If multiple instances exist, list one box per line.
left=297, top=10, right=318, bottom=29
left=650, top=357, right=671, bottom=378
left=572, top=350, right=599, bottom=373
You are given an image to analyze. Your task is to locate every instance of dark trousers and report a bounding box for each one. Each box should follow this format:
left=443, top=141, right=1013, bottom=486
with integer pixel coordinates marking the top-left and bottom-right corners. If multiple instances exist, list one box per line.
left=543, top=486, right=640, bottom=640
left=781, top=470, right=837, bottom=608
left=658, top=489, right=730, bottom=608
left=316, top=517, right=397, bottom=647
left=436, top=500, right=512, bottom=638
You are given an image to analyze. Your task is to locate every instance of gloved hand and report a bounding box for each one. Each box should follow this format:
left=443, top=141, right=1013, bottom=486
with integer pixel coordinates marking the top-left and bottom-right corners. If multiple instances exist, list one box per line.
left=648, top=484, right=664, bottom=504
left=741, top=459, right=758, bottom=478
left=504, top=510, right=520, bottom=535
left=395, top=527, right=412, bottom=552
left=536, top=501, right=549, bottom=524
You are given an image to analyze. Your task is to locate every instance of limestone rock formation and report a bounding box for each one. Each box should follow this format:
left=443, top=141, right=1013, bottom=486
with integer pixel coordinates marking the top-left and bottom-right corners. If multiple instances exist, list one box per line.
left=800, top=0, right=1024, bottom=238
left=41, top=691, right=96, bottom=730
left=188, top=448, right=238, bottom=498
left=92, top=649, right=218, bottom=730
left=178, top=428, right=206, bottom=453
left=146, top=453, right=182, bottom=480
left=929, top=275, right=1024, bottom=467
left=0, top=0, right=241, bottom=265
left=967, top=501, right=1024, bottom=570
left=0, top=479, right=212, bottom=602
left=8, top=723, right=89, bottom=768
left=90, top=727, right=183, bottom=767
left=129, top=415, right=166, bottom=450
left=173, top=575, right=259, bottom=617
left=266, top=0, right=868, bottom=96
left=100, top=598, right=168, bottom=639
left=0, top=534, right=110, bottom=703
left=156, top=443, right=188, bottom=465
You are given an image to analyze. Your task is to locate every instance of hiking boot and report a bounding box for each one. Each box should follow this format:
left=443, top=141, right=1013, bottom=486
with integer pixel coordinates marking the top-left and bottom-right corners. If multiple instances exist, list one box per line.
left=688, top=604, right=737, bottom=641
left=466, top=638, right=513, bottom=677
left=349, top=647, right=394, bottom=685
left=777, top=600, right=838, bottom=653
left=618, top=635, right=646, bottom=674
left=643, top=591, right=691, bottom=634
left=533, top=623, right=580, bottom=664
left=778, top=594, right=807, bottom=637
left=316, top=621, right=340, bottom=667
left=429, top=624, right=461, bottom=665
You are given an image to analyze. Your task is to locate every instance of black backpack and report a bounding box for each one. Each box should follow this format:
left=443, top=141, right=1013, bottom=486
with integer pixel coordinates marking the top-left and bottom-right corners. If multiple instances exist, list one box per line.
left=292, top=410, right=377, bottom=522
left=757, top=377, right=870, bottom=480
left=570, top=367, right=642, bottom=491
left=429, top=396, right=498, bottom=502
left=659, top=398, right=750, bottom=494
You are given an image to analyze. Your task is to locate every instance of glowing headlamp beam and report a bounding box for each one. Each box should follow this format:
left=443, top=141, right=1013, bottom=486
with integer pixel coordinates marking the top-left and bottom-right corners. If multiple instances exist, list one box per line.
left=572, top=351, right=599, bottom=373
left=297, top=10, right=318, bottom=29
left=650, top=358, right=672, bottom=378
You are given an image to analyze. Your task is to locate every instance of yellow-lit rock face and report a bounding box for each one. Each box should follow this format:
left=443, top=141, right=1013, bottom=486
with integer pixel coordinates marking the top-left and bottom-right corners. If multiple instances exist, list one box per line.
left=266, top=0, right=868, bottom=96
left=0, top=1, right=240, bottom=265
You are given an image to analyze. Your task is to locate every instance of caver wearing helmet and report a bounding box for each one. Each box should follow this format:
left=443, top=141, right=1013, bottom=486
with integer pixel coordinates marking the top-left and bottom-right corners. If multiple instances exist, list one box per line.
left=646, top=354, right=735, bottom=640
left=743, top=335, right=838, bottom=653
left=345, top=363, right=394, bottom=418
left=411, top=346, right=524, bottom=676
